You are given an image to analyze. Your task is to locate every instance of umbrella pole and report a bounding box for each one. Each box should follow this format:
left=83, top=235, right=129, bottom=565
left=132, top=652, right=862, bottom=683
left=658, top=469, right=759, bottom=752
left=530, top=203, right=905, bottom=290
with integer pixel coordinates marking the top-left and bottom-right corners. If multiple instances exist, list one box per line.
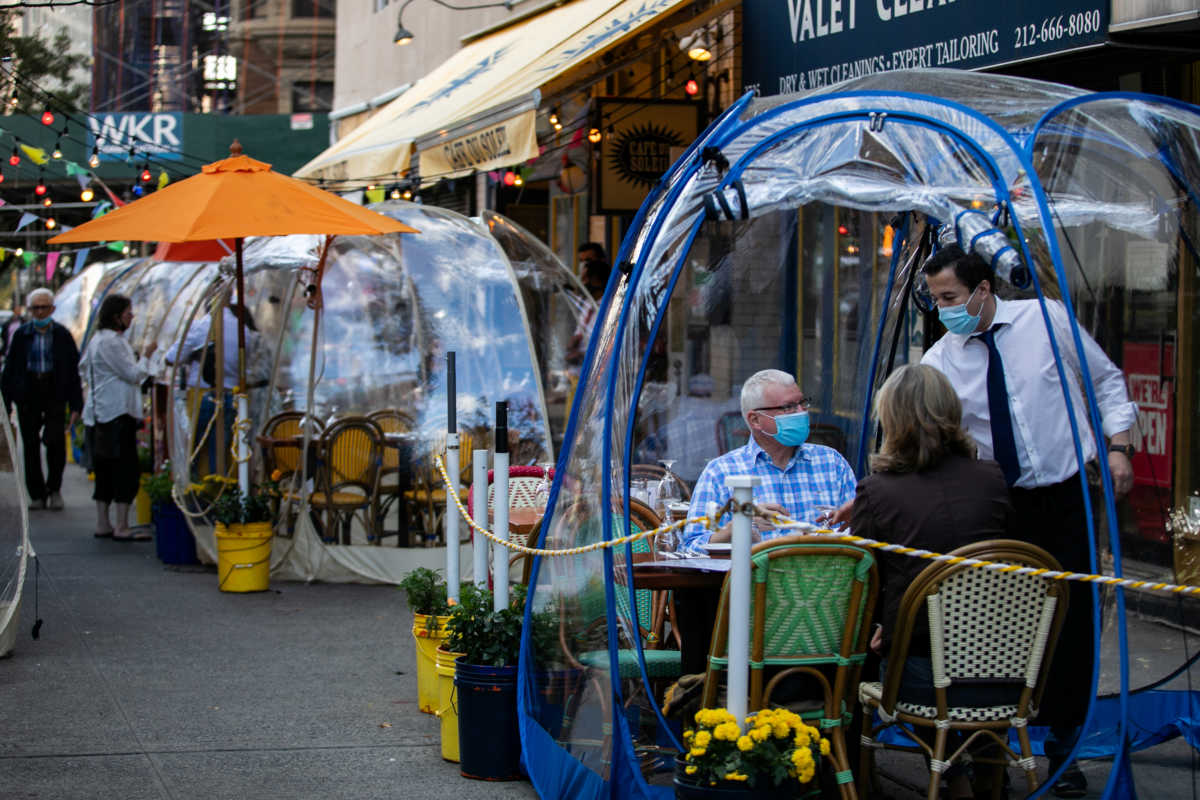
left=235, top=238, right=250, bottom=496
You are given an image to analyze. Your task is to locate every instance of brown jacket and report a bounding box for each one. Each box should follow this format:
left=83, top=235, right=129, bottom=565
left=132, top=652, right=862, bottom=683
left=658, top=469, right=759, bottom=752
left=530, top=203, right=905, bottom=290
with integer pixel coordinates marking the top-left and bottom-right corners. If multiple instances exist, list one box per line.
left=851, top=454, right=1014, bottom=655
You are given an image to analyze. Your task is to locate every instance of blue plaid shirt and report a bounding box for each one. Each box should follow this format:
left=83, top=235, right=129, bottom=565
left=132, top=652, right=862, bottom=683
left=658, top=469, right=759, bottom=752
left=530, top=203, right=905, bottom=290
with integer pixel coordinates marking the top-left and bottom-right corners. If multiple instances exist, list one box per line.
left=25, top=323, right=54, bottom=374
left=680, top=436, right=857, bottom=553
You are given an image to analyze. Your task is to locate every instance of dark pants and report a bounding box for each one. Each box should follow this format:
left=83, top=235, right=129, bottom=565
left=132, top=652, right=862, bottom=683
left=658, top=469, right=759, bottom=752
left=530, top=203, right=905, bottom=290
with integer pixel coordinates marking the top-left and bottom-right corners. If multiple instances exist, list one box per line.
left=1009, top=475, right=1094, bottom=751
left=17, top=375, right=66, bottom=501
left=92, top=415, right=141, bottom=504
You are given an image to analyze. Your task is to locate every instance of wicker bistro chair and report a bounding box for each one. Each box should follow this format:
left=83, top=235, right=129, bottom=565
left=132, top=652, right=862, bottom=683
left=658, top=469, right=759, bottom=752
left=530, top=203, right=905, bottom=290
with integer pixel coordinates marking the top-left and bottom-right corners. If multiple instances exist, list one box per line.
left=402, top=431, right=474, bottom=545
left=258, top=412, right=323, bottom=537
left=367, top=409, right=415, bottom=545
left=856, top=540, right=1068, bottom=800
left=308, top=417, right=384, bottom=545
left=465, top=465, right=554, bottom=585
left=701, top=536, right=877, bottom=799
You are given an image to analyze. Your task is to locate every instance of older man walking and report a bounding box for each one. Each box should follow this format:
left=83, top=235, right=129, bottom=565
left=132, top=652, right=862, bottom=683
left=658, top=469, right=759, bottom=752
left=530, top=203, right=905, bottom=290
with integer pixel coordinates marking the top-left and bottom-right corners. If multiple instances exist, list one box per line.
left=1, top=288, right=83, bottom=510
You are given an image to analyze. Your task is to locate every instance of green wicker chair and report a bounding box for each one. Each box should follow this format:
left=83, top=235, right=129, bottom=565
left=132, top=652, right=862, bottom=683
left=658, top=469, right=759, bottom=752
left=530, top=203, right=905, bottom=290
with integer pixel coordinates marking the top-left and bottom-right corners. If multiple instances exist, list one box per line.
left=577, top=501, right=682, bottom=680
left=701, top=535, right=877, bottom=800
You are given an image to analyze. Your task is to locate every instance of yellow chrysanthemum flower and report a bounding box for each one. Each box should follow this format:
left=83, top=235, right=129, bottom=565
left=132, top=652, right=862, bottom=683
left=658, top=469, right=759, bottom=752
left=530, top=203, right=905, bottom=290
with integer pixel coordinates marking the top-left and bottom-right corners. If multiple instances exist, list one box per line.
left=798, top=767, right=815, bottom=783
left=793, top=728, right=810, bottom=747
left=750, top=726, right=770, bottom=742
left=694, top=730, right=712, bottom=748
left=694, top=709, right=710, bottom=726
left=682, top=729, right=693, bottom=741
left=772, top=721, right=790, bottom=738
left=820, top=738, right=831, bottom=756
left=689, top=746, right=706, bottom=758
left=713, top=722, right=740, bottom=741
left=736, top=735, right=754, bottom=752
left=684, top=765, right=698, bottom=775
left=723, top=772, right=749, bottom=782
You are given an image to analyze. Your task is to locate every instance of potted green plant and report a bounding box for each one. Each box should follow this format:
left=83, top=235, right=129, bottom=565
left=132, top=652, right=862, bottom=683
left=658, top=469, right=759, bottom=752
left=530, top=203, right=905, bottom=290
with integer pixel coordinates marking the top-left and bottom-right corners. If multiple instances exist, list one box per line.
left=144, top=462, right=197, bottom=565
left=398, top=567, right=453, bottom=714
left=212, top=488, right=273, bottom=593
left=444, top=583, right=551, bottom=780
left=674, top=706, right=831, bottom=799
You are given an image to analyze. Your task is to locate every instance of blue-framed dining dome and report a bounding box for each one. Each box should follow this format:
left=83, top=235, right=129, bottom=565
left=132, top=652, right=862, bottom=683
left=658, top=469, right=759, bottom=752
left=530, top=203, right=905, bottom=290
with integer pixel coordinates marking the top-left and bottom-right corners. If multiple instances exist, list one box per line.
left=522, top=69, right=1200, bottom=799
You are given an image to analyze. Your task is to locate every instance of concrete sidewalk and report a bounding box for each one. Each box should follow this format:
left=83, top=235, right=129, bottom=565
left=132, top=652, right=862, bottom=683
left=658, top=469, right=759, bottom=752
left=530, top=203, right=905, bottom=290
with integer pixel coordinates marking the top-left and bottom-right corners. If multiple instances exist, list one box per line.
left=0, top=463, right=539, bottom=800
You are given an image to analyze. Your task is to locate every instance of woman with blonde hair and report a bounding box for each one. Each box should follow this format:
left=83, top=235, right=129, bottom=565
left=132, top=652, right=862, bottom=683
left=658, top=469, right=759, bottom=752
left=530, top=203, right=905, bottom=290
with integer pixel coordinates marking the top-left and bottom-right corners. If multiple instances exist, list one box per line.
left=852, top=364, right=1014, bottom=798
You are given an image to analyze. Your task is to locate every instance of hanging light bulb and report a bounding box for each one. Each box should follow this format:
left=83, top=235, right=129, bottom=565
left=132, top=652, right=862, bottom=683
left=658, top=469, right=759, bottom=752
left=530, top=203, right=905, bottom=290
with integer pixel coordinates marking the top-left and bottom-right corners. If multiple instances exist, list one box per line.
left=548, top=110, right=559, bottom=126
left=121, top=245, right=131, bottom=255
left=503, top=171, right=516, bottom=186
left=9, top=148, right=19, bottom=167
left=40, top=108, right=54, bottom=125
left=89, top=148, right=100, bottom=168
left=80, top=186, right=94, bottom=202
left=140, top=167, right=152, bottom=182
left=42, top=196, right=52, bottom=207
left=45, top=217, right=56, bottom=230
left=8, top=92, right=17, bottom=107
left=34, top=177, right=46, bottom=196
left=14, top=248, right=23, bottom=256
left=685, top=78, right=699, bottom=96
left=513, top=173, right=523, bottom=187
left=402, top=189, right=413, bottom=200
left=52, top=139, right=62, bottom=159
left=0, top=169, right=5, bottom=184
left=553, top=120, right=563, bottom=131
left=390, top=186, right=401, bottom=200
left=587, top=127, right=602, bottom=144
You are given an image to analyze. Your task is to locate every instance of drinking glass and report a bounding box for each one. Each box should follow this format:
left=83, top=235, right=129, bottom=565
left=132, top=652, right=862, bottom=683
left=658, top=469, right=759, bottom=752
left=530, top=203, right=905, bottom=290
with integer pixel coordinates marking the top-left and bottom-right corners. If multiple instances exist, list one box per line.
left=533, top=463, right=553, bottom=514
left=656, top=459, right=681, bottom=521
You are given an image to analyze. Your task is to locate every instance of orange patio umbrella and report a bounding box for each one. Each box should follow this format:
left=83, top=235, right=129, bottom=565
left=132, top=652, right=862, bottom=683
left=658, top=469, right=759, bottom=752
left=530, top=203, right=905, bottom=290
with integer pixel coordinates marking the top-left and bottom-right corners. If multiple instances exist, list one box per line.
left=50, top=141, right=418, bottom=390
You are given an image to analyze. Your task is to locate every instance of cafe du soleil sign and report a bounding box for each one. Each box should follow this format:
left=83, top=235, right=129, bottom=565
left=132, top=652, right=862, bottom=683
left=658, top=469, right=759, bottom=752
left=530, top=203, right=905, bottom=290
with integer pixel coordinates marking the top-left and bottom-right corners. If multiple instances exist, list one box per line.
left=598, top=99, right=699, bottom=213
left=742, top=0, right=1109, bottom=98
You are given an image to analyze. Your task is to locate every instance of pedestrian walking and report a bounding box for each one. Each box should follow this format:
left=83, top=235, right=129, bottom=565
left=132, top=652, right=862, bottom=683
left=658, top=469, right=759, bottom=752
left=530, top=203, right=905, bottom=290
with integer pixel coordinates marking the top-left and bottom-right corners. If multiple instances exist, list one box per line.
left=1, top=288, right=83, bottom=510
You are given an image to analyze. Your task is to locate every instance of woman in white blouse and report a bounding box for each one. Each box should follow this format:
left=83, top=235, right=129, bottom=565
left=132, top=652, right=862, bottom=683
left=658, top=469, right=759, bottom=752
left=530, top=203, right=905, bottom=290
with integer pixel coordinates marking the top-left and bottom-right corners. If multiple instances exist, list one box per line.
left=80, top=294, right=155, bottom=540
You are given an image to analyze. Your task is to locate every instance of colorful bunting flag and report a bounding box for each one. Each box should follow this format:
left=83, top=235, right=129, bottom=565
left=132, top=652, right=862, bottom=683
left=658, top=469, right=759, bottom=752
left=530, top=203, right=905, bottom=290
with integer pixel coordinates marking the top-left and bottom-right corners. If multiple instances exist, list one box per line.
left=21, top=251, right=35, bottom=266
left=365, top=187, right=385, bottom=204
left=45, top=251, right=59, bottom=281
left=105, top=241, right=126, bottom=253
left=157, top=170, right=169, bottom=190
left=16, top=212, right=38, bottom=231
left=19, top=144, right=48, bottom=165
left=74, top=248, right=89, bottom=274
left=92, top=200, right=112, bottom=218
left=64, top=161, right=87, bottom=177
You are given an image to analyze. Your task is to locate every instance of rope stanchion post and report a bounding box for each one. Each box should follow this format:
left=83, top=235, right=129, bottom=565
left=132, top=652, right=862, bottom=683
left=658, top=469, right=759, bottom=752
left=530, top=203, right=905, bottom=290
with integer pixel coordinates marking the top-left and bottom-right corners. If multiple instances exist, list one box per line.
left=726, top=474, right=759, bottom=732
left=471, top=448, right=489, bottom=588
left=493, top=401, right=509, bottom=612
left=445, top=351, right=459, bottom=602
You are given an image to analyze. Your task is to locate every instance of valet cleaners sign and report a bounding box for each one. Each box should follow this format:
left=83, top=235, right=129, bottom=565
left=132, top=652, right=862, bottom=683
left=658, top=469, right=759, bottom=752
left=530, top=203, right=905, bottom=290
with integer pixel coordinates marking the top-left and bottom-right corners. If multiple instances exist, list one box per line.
left=86, top=113, right=184, bottom=161
left=742, top=0, right=1108, bottom=97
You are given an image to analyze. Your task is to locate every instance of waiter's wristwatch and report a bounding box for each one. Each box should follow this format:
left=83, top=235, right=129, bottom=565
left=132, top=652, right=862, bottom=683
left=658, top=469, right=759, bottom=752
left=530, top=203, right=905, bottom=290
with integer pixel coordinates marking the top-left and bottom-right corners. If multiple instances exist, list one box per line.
left=1108, top=443, right=1135, bottom=459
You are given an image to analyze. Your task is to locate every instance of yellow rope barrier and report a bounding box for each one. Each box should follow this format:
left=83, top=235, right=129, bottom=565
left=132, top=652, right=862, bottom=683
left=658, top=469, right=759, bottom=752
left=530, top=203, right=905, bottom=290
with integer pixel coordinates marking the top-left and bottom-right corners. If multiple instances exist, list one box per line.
left=434, top=454, right=1200, bottom=599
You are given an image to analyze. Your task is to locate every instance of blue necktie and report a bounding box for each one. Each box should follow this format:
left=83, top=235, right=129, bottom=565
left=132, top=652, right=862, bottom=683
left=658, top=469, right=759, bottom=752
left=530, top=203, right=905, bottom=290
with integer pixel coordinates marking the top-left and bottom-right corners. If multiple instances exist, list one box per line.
left=979, top=327, right=1021, bottom=486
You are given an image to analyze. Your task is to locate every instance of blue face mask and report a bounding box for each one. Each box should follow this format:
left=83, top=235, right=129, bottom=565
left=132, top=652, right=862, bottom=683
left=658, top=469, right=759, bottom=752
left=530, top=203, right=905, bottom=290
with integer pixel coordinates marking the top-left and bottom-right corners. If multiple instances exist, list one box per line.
left=770, top=411, right=810, bottom=447
left=32, top=317, right=52, bottom=330
left=937, top=286, right=982, bottom=335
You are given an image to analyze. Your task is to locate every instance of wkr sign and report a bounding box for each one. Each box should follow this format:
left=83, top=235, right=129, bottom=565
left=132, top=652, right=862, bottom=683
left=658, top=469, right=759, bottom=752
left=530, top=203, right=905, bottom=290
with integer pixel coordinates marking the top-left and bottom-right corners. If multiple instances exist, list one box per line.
left=86, top=113, right=183, bottom=161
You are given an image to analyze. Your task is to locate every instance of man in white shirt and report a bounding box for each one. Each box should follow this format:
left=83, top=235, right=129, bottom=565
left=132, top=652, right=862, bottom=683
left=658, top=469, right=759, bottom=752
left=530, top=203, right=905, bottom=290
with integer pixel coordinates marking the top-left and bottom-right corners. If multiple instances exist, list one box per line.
left=921, top=244, right=1137, bottom=798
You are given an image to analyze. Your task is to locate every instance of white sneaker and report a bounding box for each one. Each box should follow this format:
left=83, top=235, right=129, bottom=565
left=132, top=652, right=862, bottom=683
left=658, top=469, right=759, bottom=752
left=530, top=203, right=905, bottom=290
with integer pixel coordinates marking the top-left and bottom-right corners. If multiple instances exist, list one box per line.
left=48, top=492, right=64, bottom=511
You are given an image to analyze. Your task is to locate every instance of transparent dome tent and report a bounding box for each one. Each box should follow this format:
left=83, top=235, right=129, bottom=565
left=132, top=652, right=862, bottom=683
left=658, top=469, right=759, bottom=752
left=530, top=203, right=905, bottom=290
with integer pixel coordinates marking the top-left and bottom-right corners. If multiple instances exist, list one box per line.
left=522, top=70, right=1200, bottom=799
left=121, top=203, right=595, bottom=583
left=53, top=257, right=148, bottom=345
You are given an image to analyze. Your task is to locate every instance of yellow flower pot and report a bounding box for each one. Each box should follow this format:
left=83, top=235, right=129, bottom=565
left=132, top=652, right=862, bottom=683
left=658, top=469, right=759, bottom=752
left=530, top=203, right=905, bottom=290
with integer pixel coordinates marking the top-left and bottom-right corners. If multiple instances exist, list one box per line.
left=412, top=613, right=450, bottom=713
left=135, top=477, right=152, bottom=526
left=215, top=521, right=272, bottom=592
left=435, top=645, right=466, bottom=762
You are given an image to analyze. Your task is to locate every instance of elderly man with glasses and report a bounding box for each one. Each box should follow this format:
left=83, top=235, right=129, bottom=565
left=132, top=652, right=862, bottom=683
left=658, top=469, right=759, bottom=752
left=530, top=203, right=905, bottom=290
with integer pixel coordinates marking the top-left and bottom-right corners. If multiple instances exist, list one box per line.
left=679, top=369, right=856, bottom=553
left=1, top=288, right=83, bottom=510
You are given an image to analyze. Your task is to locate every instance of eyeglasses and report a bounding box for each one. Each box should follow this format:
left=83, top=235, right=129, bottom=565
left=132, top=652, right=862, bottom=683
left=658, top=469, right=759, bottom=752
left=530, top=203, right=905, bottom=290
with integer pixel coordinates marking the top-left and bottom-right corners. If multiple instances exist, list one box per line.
left=754, top=399, right=810, bottom=414
left=29, top=305, right=52, bottom=311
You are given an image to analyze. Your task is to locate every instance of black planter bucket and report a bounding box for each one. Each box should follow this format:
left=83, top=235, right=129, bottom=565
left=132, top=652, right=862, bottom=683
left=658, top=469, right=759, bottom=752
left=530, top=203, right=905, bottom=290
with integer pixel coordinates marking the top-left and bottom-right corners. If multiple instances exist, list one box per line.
left=455, top=659, right=521, bottom=780
left=673, top=760, right=826, bottom=799
left=153, top=501, right=198, bottom=565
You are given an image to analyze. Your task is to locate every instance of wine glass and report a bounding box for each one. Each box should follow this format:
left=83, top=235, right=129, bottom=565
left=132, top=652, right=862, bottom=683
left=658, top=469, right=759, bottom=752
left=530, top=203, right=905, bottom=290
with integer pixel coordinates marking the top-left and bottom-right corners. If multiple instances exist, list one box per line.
left=655, top=459, right=681, bottom=522
left=533, top=462, right=553, bottom=515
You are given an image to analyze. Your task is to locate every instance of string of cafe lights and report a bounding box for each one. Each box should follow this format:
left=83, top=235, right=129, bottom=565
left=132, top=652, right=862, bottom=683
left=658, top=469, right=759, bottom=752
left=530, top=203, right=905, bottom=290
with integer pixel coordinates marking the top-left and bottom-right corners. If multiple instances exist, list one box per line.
left=0, top=0, right=125, bottom=7
left=298, top=18, right=745, bottom=193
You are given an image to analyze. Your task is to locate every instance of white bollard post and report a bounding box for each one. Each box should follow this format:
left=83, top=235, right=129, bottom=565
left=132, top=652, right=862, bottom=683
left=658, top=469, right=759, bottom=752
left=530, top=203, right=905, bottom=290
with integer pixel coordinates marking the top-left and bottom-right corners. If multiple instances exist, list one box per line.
left=445, top=433, right=460, bottom=603
left=472, top=450, right=489, bottom=588
left=725, top=475, right=759, bottom=731
left=493, top=451, right=509, bottom=611
left=236, top=393, right=250, bottom=496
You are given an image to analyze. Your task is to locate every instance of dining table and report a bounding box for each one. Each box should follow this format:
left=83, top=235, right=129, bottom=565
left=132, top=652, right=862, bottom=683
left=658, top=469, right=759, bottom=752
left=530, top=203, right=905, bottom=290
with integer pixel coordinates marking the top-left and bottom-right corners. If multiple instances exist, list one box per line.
left=632, top=557, right=729, bottom=674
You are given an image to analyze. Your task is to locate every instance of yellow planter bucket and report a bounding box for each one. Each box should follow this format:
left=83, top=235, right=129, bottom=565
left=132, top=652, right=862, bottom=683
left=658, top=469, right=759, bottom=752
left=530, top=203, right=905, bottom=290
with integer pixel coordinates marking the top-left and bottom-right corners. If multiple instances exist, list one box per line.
left=135, top=483, right=152, bottom=526
left=435, top=646, right=465, bottom=762
left=412, top=613, right=450, bottom=713
left=215, top=521, right=272, bottom=592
